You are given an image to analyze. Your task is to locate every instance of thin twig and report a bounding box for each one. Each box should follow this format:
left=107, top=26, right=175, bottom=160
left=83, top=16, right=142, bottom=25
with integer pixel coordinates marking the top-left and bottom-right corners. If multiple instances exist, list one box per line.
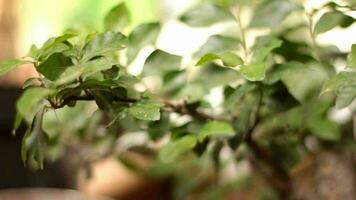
left=244, top=86, right=292, bottom=199
left=234, top=6, right=249, bottom=62
left=48, top=94, right=227, bottom=121
left=306, top=12, right=335, bottom=75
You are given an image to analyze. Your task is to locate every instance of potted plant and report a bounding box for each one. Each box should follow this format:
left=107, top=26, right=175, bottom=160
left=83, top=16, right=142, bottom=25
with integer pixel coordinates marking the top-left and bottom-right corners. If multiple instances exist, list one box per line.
left=0, top=0, right=356, bottom=199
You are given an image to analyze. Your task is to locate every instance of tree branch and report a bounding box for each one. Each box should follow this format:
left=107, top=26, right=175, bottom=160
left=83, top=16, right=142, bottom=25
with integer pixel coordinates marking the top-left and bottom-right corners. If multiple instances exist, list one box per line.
left=49, top=94, right=227, bottom=121
left=244, top=87, right=292, bottom=199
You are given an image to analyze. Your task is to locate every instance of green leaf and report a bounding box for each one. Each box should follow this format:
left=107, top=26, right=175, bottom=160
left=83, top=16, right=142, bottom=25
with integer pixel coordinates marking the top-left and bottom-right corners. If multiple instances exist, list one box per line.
left=81, top=57, right=118, bottom=78
left=148, top=112, right=170, bottom=140
left=104, top=3, right=130, bottom=31
left=335, top=86, right=356, bottom=108
left=55, top=57, right=117, bottom=86
left=26, top=45, right=39, bottom=59
left=37, top=34, right=76, bottom=60
left=180, top=4, right=233, bottom=27
left=22, top=110, right=49, bottom=169
left=250, top=0, right=300, bottom=28
left=129, top=101, right=161, bottom=121
left=284, top=63, right=328, bottom=102
left=264, top=62, right=308, bottom=84
left=21, top=128, right=31, bottom=164
left=315, top=11, right=355, bottom=34
left=347, top=44, right=356, bottom=68
left=321, top=71, right=356, bottom=108
left=212, top=0, right=240, bottom=7
left=143, top=49, right=182, bottom=76
left=195, top=35, right=239, bottom=58
left=240, top=63, right=266, bottom=81
left=16, top=87, right=53, bottom=122
left=12, top=112, right=23, bottom=136
left=127, top=23, right=161, bottom=63
left=37, top=53, right=73, bottom=81
left=198, top=121, right=234, bottom=142
left=22, top=78, right=41, bottom=89
left=189, top=64, right=240, bottom=97
left=159, top=135, right=197, bottom=163
left=239, top=39, right=282, bottom=82
left=0, top=59, right=30, bottom=76
left=321, top=71, right=356, bottom=94
left=192, top=63, right=241, bottom=89
left=81, top=31, right=128, bottom=62
left=196, top=54, right=220, bottom=66
left=252, top=39, right=282, bottom=63
left=306, top=117, right=341, bottom=141
left=224, top=83, right=256, bottom=111
left=196, top=52, right=243, bottom=67
left=161, top=70, right=187, bottom=97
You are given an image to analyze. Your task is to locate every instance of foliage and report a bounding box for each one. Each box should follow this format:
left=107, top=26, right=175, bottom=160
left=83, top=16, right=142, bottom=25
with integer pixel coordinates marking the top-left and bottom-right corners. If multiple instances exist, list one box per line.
left=1, top=0, right=356, bottom=198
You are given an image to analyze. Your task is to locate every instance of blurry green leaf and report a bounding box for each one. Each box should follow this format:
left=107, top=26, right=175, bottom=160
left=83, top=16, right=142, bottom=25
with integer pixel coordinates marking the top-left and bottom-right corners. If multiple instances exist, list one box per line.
left=307, top=117, right=341, bottom=141
left=198, top=121, right=234, bottom=142
left=219, top=52, right=244, bottom=67
left=344, top=0, right=356, bottom=6
left=347, top=44, right=356, bottom=68
left=21, top=128, right=31, bottom=164
left=162, top=70, right=187, bottom=97
left=129, top=101, right=161, bottom=121
left=284, top=64, right=328, bottom=102
left=335, top=86, right=356, bottom=108
left=177, top=83, right=207, bottom=103
left=321, top=71, right=356, bottom=108
left=22, top=110, right=49, bottom=169
left=22, top=78, right=41, bottom=89
left=239, top=39, right=281, bottom=82
left=102, top=65, right=121, bottom=80
left=192, top=63, right=241, bottom=90
left=264, top=62, right=307, bottom=84
left=250, top=0, right=300, bottom=28
left=37, top=53, right=73, bottom=81
left=180, top=4, right=233, bottom=27
left=26, top=45, right=39, bottom=59
left=12, top=112, right=22, bottom=136
left=224, top=83, right=256, bottom=110
left=81, top=31, right=128, bottom=62
left=196, top=52, right=243, bottom=67
left=315, top=11, right=355, bottom=34
left=127, top=23, right=161, bottom=63
left=104, top=3, right=130, bottom=31
left=196, top=54, right=220, bottom=66
left=16, top=88, right=53, bottom=122
left=0, top=59, right=30, bottom=76
left=321, top=71, right=356, bottom=94
left=240, top=63, right=266, bottom=81
left=195, top=35, right=239, bottom=57
left=211, top=0, right=240, bottom=7
left=159, top=135, right=197, bottom=163
left=281, top=107, right=304, bottom=129
left=252, top=39, right=282, bottom=63
left=148, top=112, right=170, bottom=140
left=143, top=49, right=182, bottom=76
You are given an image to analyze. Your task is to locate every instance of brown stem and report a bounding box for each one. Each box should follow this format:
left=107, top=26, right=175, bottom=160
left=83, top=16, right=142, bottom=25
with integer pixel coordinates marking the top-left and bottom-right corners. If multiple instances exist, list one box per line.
left=244, top=87, right=292, bottom=199
left=48, top=94, right=226, bottom=121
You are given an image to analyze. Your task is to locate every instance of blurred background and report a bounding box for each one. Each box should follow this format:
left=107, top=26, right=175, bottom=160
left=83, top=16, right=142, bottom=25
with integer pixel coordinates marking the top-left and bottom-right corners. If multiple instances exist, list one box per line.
left=0, top=0, right=355, bottom=199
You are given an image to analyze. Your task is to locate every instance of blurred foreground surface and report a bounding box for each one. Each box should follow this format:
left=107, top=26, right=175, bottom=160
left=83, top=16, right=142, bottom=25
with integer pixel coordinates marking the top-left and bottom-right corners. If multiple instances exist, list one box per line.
left=0, top=188, right=112, bottom=200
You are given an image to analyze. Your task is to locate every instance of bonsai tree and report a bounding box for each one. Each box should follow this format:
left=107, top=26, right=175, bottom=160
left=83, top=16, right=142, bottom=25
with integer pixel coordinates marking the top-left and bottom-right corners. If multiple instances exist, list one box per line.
left=0, top=0, right=355, bottom=199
